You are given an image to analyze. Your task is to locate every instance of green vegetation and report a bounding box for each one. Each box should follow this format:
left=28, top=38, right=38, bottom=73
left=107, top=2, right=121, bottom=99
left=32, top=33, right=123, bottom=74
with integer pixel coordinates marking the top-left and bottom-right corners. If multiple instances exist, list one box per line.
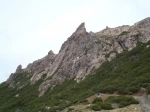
left=90, top=98, right=113, bottom=110
left=90, top=104, right=102, bottom=111
left=92, top=97, right=103, bottom=104
left=13, top=72, right=32, bottom=85
left=100, top=102, right=113, bottom=110
left=89, top=96, right=138, bottom=111
left=0, top=41, right=150, bottom=111
left=119, top=31, right=130, bottom=36
left=105, top=96, right=139, bottom=108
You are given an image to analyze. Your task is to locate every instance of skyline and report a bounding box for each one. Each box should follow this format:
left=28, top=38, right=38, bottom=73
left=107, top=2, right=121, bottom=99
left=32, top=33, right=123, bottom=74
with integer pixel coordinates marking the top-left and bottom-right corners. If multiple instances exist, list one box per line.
left=0, top=0, right=150, bottom=83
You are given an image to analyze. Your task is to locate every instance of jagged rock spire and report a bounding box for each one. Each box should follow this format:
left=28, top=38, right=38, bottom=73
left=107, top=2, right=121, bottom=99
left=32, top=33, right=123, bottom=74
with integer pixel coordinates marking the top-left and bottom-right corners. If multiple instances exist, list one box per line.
left=76, top=22, right=85, bottom=30
left=75, top=22, right=86, bottom=34
left=6, top=17, right=150, bottom=97
left=15, top=65, right=22, bottom=73
left=48, top=50, right=55, bottom=56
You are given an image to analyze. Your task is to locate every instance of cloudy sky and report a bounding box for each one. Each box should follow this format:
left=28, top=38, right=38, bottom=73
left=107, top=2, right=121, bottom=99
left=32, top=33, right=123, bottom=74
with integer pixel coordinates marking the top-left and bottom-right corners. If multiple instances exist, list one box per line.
left=0, top=0, right=150, bottom=83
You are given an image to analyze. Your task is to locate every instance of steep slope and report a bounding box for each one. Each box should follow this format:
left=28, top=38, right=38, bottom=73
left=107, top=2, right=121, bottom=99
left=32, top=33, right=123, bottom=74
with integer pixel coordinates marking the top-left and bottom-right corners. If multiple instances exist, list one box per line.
left=6, top=50, right=55, bottom=88
left=1, top=17, right=150, bottom=111
left=1, top=35, right=150, bottom=112
left=6, top=17, right=150, bottom=97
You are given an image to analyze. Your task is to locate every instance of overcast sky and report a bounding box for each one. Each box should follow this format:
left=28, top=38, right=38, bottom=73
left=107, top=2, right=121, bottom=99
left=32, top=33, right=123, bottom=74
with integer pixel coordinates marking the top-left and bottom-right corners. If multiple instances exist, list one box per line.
left=0, top=0, right=150, bottom=83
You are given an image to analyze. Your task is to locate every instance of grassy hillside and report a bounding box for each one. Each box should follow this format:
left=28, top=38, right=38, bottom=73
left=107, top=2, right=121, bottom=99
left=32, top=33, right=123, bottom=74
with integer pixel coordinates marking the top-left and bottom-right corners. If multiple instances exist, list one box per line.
left=0, top=41, right=150, bottom=111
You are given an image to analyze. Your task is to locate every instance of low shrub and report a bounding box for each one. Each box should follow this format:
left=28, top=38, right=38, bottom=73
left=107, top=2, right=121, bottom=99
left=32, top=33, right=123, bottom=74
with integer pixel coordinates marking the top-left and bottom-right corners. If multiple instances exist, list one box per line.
left=90, top=104, right=101, bottom=111
left=101, top=102, right=113, bottom=110
left=92, top=97, right=103, bottom=104
left=105, top=96, right=139, bottom=108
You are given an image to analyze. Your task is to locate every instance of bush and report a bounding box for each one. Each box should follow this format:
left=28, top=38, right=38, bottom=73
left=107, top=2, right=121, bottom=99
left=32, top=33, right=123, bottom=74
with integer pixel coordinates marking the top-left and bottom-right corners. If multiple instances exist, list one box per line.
left=92, top=97, right=103, bottom=104
left=127, top=86, right=139, bottom=93
left=90, top=104, right=101, bottom=111
left=101, top=102, right=113, bottom=110
left=105, top=96, right=139, bottom=108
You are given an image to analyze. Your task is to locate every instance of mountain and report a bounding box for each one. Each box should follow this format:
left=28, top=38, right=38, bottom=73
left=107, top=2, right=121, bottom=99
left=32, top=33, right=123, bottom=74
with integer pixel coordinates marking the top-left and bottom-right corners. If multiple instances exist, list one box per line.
left=1, top=17, right=150, bottom=112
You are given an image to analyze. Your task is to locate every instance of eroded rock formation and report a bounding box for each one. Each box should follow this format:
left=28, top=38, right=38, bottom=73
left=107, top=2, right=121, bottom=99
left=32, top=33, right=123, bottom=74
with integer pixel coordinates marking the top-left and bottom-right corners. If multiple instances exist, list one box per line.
left=6, top=17, right=150, bottom=96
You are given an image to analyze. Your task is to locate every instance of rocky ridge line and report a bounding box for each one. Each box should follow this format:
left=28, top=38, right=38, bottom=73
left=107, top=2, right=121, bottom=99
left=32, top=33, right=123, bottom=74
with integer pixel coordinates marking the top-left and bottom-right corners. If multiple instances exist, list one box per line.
left=6, top=17, right=150, bottom=96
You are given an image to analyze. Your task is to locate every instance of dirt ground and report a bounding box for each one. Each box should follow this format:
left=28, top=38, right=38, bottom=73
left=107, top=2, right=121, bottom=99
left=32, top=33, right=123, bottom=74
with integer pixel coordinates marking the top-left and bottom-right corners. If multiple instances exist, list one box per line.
left=63, top=92, right=150, bottom=112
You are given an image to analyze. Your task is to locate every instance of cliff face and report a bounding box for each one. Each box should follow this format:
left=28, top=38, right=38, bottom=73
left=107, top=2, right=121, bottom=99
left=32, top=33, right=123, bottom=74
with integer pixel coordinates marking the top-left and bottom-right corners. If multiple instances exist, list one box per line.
left=6, top=17, right=150, bottom=96
left=26, top=50, right=56, bottom=84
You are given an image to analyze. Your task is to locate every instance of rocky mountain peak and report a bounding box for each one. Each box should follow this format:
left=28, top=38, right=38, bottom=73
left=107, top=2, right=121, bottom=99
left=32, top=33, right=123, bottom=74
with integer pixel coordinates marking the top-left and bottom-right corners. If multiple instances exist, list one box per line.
left=15, top=65, right=23, bottom=73
left=69, top=22, right=87, bottom=43
left=6, top=64, right=24, bottom=88
left=71, top=22, right=87, bottom=40
left=76, top=22, right=86, bottom=32
left=48, top=50, right=55, bottom=56
left=59, top=22, right=87, bottom=52
left=6, top=17, right=150, bottom=96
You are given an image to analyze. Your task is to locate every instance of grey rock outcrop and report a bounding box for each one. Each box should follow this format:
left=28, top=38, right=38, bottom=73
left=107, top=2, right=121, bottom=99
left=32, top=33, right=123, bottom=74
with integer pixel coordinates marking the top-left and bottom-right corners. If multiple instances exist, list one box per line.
left=6, top=65, right=24, bottom=87
left=6, top=17, right=150, bottom=96
left=107, top=53, right=117, bottom=61
left=135, top=17, right=150, bottom=28
left=25, top=50, right=56, bottom=84
left=6, top=51, right=56, bottom=87
left=15, top=65, right=23, bottom=73
left=6, top=73, right=16, bottom=88
left=38, top=18, right=150, bottom=96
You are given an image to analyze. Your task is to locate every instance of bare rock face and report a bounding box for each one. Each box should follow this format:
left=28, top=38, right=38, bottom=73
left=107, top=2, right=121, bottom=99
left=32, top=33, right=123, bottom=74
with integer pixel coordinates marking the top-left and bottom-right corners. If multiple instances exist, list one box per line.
left=135, top=17, right=150, bottom=28
left=6, top=73, right=16, bottom=88
left=38, top=23, right=109, bottom=96
left=6, top=51, right=56, bottom=87
left=6, top=65, right=24, bottom=87
left=25, top=50, right=56, bottom=84
left=15, top=65, right=23, bottom=73
left=107, top=53, right=116, bottom=61
left=6, top=17, right=150, bottom=96
left=38, top=18, right=150, bottom=96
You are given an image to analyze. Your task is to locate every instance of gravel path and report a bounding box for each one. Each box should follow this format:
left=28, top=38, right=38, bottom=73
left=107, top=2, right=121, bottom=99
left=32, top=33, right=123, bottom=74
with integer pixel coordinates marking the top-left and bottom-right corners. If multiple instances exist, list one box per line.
left=134, top=96, right=150, bottom=112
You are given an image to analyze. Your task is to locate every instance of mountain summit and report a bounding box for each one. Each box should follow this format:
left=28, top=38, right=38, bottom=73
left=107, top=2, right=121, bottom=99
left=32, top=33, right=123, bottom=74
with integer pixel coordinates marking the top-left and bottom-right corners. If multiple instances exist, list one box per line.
left=1, top=17, right=150, bottom=112
left=6, top=17, right=150, bottom=97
